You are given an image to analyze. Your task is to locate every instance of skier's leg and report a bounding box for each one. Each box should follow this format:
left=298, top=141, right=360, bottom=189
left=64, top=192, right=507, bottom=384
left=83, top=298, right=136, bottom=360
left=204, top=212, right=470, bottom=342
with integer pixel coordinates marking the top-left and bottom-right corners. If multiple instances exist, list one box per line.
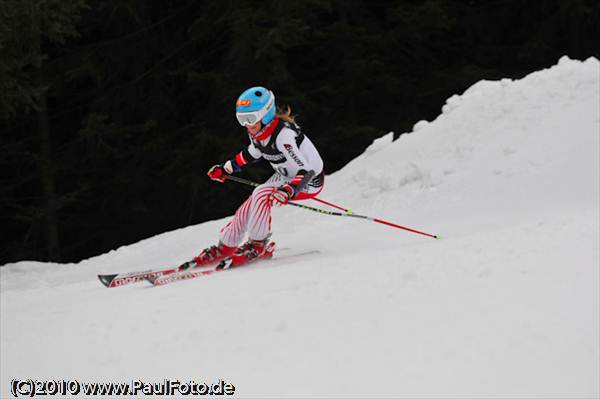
left=218, top=195, right=253, bottom=247
left=246, top=174, right=284, bottom=242
left=196, top=175, right=285, bottom=265
left=219, top=174, right=283, bottom=246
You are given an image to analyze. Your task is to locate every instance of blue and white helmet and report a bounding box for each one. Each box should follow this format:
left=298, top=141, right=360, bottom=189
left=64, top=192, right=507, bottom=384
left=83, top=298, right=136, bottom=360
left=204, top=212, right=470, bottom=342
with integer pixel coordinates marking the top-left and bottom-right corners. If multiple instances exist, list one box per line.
left=235, top=86, right=276, bottom=126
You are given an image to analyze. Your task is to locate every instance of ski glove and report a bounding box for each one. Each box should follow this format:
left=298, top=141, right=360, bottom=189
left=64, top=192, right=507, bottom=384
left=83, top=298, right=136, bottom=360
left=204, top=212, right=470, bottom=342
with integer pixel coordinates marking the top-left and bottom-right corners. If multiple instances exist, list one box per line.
left=207, top=159, right=242, bottom=183
left=270, top=184, right=295, bottom=206
left=270, top=170, right=316, bottom=206
left=207, top=164, right=227, bottom=182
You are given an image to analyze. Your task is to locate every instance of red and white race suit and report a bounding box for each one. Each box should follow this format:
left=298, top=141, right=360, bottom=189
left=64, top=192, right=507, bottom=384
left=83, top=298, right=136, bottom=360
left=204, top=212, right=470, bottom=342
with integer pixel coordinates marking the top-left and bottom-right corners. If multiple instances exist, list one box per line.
left=219, top=119, right=324, bottom=246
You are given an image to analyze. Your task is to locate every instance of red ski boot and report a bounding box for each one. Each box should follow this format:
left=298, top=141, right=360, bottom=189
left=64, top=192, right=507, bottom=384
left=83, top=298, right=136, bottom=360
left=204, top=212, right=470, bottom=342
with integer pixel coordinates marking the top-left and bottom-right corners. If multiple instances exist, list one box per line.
left=186, top=242, right=236, bottom=269
left=229, top=238, right=276, bottom=267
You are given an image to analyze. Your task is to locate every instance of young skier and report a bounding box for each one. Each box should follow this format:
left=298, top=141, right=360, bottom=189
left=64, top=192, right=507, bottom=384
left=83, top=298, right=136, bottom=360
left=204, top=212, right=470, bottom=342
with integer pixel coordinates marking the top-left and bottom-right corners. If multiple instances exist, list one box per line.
left=195, top=86, right=324, bottom=266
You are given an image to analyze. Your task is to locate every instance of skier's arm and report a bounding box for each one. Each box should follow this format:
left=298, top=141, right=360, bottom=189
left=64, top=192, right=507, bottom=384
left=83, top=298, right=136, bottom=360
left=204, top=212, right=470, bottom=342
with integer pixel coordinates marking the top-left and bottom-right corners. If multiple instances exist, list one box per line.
left=225, top=143, right=262, bottom=173
left=271, top=170, right=316, bottom=205
left=277, top=129, right=315, bottom=190
left=207, top=143, right=262, bottom=182
left=270, top=130, right=316, bottom=204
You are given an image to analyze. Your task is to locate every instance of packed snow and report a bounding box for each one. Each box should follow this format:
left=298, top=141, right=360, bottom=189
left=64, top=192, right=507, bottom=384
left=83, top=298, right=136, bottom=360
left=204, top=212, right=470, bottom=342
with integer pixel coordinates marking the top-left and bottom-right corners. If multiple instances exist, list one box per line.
left=1, top=56, right=599, bottom=398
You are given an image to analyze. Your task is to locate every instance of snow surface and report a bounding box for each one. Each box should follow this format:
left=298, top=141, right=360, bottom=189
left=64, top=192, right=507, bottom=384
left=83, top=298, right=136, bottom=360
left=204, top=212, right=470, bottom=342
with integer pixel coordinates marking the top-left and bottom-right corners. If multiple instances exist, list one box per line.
left=1, top=56, right=599, bottom=398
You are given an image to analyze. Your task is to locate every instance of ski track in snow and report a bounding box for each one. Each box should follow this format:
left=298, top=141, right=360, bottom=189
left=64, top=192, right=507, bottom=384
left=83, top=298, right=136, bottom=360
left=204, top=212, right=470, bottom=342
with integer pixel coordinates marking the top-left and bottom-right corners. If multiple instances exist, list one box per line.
left=2, top=56, right=599, bottom=398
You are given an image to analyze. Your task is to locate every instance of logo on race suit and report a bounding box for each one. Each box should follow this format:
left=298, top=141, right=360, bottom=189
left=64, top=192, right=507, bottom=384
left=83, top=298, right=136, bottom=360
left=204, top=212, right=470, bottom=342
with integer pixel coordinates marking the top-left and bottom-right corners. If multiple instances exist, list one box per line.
left=262, top=153, right=286, bottom=162
left=283, top=144, right=304, bottom=167
left=236, top=99, right=251, bottom=107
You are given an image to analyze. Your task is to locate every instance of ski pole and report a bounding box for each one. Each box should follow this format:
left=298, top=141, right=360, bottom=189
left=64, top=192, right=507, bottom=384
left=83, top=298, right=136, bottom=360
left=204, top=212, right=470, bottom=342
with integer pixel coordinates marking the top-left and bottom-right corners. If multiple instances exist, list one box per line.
left=311, top=196, right=351, bottom=213
left=290, top=202, right=440, bottom=239
left=225, top=175, right=350, bottom=212
left=222, top=175, right=440, bottom=239
left=223, top=175, right=261, bottom=188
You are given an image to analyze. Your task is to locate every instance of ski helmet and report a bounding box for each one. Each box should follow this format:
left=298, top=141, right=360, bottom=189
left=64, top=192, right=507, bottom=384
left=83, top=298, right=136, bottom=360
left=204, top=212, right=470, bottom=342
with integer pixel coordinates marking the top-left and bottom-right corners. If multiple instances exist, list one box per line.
left=235, top=87, right=276, bottom=126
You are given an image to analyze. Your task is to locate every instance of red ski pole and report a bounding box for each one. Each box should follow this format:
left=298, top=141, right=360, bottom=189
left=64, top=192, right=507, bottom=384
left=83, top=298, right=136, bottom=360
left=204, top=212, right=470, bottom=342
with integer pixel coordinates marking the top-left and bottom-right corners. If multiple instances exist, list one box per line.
left=356, top=215, right=440, bottom=239
left=311, top=196, right=350, bottom=212
left=222, top=175, right=440, bottom=239
left=302, top=195, right=439, bottom=239
left=294, top=200, right=440, bottom=239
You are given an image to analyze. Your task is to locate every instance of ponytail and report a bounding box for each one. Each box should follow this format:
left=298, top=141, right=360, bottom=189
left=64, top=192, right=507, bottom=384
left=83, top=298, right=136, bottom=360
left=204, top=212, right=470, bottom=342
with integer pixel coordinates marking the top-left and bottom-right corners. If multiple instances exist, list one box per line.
left=275, top=106, right=296, bottom=124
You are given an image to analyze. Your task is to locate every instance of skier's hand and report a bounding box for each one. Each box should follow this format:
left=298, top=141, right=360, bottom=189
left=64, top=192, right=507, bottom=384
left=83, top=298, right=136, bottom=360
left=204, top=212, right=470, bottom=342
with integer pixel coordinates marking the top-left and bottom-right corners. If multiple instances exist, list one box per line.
left=208, top=159, right=242, bottom=183
left=270, top=184, right=295, bottom=206
left=207, top=164, right=227, bottom=182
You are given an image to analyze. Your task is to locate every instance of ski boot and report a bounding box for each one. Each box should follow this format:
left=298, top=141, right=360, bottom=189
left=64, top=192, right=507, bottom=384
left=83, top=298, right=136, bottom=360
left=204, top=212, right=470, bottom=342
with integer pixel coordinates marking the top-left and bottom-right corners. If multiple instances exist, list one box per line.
left=229, top=238, right=276, bottom=267
left=181, top=242, right=236, bottom=271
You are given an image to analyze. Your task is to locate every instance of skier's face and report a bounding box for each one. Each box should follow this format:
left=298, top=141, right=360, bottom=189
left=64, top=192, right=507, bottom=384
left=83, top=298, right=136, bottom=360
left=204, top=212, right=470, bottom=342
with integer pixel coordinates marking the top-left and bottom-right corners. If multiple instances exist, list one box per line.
left=246, top=121, right=262, bottom=137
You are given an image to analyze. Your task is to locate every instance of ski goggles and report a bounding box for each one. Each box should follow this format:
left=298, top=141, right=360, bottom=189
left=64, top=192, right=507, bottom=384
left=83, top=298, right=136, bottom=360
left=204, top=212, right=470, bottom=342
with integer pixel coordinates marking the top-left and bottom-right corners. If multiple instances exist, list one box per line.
left=235, top=92, right=275, bottom=126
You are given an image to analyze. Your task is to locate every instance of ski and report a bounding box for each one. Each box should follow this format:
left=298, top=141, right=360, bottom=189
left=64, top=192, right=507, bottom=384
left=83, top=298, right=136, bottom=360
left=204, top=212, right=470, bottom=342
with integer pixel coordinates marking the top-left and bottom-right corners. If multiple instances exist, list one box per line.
left=148, top=242, right=277, bottom=287
left=98, top=245, right=317, bottom=288
left=97, top=259, right=198, bottom=288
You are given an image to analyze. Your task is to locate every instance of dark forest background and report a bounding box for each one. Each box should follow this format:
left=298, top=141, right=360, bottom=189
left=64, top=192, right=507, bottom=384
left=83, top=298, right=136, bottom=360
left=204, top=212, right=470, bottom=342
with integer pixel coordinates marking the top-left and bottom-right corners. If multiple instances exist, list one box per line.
left=1, top=0, right=598, bottom=264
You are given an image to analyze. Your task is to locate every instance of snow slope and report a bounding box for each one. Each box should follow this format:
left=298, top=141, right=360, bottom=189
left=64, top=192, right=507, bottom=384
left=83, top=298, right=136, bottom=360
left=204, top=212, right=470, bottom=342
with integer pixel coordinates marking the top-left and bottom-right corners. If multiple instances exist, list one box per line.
left=1, top=56, right=599, bottom=398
